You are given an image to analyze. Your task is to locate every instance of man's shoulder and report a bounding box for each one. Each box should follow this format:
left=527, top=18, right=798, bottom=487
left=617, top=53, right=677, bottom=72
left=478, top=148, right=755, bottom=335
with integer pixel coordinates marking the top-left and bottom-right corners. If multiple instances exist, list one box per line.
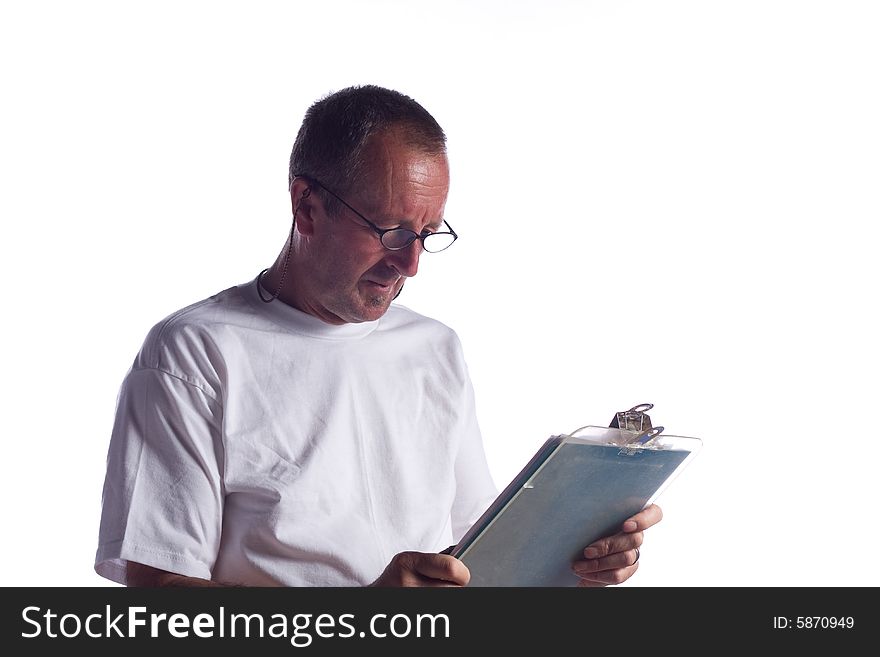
left=151, top=284, right=248, bottom=331
left=380, top=304, right=470, bottom=365
left=135, top=283, right=251, bottom=368
left=383, top=303, right=459, bottom=338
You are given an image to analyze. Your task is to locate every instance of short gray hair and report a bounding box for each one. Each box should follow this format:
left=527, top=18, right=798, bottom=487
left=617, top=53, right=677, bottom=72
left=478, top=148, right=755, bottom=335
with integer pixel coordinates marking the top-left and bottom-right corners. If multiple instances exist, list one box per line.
left=288, top=85, right=446, bottom=214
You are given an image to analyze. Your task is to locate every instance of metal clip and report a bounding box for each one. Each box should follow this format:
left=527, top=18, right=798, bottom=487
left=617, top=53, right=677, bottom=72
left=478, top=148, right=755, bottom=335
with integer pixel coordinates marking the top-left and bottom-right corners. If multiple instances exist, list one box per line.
left=630, top=425, right=664, bottom=445
left=616, top=427, right=664, bottom=455
left=610, top=403, right=667, bottom=453
left=610, top=403, right=654, bottom=433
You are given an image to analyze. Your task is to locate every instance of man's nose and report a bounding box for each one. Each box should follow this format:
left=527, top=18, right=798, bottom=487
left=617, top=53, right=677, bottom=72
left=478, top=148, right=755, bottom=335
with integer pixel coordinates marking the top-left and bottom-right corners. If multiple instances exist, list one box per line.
left=387, top=240, right=422, bottom=278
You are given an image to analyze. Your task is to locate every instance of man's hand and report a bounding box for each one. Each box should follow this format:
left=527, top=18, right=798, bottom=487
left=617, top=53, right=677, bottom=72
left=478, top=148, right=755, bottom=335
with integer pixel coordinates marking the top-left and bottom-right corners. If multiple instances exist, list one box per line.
left=570, top=503, right=663, bottom=587
left=370, top=551, right=470, bottom=587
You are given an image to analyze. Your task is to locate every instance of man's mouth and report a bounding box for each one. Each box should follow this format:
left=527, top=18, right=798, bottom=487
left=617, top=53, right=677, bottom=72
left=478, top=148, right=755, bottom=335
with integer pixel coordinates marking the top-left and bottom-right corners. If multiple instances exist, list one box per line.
left=364, top=278, right=399, bottom=289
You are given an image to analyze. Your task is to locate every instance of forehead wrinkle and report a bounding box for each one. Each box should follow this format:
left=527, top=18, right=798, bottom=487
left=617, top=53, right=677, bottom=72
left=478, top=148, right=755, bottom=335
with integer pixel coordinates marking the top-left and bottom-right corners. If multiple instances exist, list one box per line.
left=355, top=133, right=394, bottom=215
left=354, top=129, right=448, bottom=227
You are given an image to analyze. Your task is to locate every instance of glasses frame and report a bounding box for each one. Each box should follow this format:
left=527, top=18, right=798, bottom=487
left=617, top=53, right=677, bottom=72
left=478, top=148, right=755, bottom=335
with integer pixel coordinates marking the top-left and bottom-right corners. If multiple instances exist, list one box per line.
left=296, top=175, right=458, bottom=253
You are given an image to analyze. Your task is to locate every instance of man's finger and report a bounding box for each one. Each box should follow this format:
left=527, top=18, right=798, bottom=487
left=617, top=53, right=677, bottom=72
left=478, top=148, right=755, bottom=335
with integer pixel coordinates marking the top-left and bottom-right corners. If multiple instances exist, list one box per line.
left=583, top=531, right=644, bottom=559
left=409, top=553, right=470, bottom=585
left=576, top=561, right=639, bottom=587
left=573, top=547, right=640, bottom=574
left=622, top=503, right=663, bottom=532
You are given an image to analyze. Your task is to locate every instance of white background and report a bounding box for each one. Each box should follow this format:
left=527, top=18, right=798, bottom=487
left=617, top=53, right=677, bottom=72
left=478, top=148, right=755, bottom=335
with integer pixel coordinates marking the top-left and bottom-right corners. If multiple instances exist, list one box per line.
left=2, top=0, right=877, bottom=587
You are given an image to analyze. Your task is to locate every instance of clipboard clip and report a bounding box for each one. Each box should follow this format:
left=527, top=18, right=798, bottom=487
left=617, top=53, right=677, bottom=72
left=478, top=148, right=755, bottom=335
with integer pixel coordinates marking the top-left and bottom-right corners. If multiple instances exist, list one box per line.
left=610, top=403, right=665, bottom=452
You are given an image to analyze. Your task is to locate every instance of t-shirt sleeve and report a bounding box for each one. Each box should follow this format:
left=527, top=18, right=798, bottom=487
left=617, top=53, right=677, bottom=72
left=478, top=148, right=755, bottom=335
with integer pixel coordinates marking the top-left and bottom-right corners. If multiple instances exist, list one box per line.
left=449, top=363, right=499, bottom=543
left=94, top=367, right=225, bottom=585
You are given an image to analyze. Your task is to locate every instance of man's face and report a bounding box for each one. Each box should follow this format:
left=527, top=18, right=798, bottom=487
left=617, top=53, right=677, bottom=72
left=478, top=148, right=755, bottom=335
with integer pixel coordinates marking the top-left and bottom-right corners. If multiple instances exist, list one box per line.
left=299, top=130, right=450, bottom=324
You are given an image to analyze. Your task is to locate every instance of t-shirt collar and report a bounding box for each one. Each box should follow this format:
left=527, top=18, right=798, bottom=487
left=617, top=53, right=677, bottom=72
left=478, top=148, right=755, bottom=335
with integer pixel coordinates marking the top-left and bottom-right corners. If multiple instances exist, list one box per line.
left=244, top=275, right=380, bottom=339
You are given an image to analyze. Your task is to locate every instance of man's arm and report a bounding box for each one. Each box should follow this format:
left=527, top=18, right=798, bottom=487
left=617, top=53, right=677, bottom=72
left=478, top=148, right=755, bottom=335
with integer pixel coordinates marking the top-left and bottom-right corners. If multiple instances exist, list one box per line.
left=126, top=555, right=469, bottom=588
left=124, top=561, right=231, bottom=587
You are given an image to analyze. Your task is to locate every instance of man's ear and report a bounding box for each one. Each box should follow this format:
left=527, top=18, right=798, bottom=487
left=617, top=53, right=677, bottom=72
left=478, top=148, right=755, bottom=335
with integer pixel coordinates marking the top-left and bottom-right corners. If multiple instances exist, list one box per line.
left=289, top=178, right=315, bottom=235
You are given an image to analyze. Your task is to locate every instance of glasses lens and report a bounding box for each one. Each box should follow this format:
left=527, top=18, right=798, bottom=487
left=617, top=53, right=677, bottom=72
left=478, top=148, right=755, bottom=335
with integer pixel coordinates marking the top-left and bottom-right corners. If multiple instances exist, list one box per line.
left=381, top=229, right=419, bottom=250
left=422, top=231, right=456, bottom=253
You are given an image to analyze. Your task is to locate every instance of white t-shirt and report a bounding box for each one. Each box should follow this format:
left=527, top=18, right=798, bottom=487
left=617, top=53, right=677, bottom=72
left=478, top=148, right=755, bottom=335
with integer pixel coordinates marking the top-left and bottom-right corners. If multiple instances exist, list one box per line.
left=95, top=277, right=498, bottom=586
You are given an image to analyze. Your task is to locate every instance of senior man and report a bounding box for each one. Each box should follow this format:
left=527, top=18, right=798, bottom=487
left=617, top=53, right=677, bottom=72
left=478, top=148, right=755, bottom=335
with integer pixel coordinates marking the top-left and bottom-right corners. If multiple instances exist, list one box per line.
left=95, top=84, right=661, bottom=587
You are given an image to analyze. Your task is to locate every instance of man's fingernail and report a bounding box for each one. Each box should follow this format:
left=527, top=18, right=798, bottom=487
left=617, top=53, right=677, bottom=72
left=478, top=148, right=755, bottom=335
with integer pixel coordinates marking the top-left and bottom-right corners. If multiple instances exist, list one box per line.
left=583, top=547, right=599, bottom=558
left=623, top=521, right=638, bottom=532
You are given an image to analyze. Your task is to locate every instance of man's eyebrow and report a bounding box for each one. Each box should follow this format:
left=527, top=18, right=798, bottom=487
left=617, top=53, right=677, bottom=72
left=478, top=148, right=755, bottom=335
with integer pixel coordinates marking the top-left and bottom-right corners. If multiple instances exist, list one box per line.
left=378, top=217, right=445, bottom=231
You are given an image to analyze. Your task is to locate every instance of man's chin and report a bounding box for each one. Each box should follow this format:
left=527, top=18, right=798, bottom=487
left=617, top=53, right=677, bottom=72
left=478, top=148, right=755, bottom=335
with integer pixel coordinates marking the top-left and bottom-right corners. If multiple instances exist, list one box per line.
left=360, top=296, right=394, bottom=320
left=355, top=282, right=401, bottom=317
left=338, top=291, right=393, bottom=323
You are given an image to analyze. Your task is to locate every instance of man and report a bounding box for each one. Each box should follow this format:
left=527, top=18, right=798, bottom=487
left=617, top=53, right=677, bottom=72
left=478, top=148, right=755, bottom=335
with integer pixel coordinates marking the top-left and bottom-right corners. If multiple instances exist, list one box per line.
left=95, top=85, right=661, bottom=587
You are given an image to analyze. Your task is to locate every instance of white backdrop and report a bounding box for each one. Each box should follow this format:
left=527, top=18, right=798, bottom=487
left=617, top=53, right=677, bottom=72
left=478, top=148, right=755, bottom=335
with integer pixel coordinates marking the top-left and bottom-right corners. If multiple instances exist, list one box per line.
left=2, top=0, right=877, bottom=587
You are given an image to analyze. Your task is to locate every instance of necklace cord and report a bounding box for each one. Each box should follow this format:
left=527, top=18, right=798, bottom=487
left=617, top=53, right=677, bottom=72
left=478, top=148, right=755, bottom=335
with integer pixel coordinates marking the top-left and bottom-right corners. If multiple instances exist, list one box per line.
left=258, top=200, right=304, bottom=303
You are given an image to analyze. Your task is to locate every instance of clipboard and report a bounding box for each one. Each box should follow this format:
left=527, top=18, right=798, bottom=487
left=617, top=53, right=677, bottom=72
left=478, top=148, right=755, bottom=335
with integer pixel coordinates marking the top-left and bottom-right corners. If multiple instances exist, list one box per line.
left=451, top=404, right=702, bottom=587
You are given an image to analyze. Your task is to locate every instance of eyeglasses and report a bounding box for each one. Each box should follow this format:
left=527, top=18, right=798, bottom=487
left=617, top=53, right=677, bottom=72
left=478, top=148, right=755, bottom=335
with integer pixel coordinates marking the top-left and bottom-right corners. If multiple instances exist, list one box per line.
left=298, top=175, right=458, bottom=253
